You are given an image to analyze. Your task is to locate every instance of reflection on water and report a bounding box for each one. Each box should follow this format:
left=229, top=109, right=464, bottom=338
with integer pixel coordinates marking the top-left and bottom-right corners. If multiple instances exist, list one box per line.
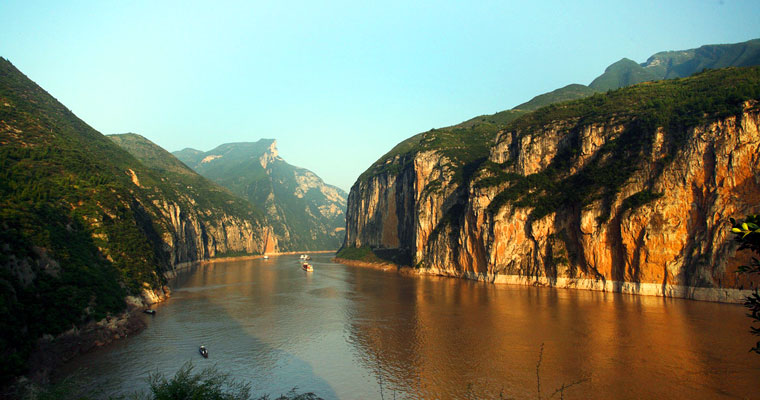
left=60, top=255, right=760, bottom=399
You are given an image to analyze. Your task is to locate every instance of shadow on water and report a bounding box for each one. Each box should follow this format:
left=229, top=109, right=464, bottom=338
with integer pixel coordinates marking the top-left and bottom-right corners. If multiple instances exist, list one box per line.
left=58, top=258, right=339, bottom=399
left=57, top=256, right=760, bottom=399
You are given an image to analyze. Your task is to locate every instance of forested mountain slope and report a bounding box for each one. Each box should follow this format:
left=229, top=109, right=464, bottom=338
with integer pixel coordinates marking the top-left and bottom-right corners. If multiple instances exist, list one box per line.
left=175, top=140, right=347, bottom=251
left=0, top=58, right=272, bottom=380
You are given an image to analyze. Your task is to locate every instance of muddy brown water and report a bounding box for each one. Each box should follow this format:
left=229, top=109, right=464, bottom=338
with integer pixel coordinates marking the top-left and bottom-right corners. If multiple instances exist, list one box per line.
left=59, top=254, right=760, bottom=399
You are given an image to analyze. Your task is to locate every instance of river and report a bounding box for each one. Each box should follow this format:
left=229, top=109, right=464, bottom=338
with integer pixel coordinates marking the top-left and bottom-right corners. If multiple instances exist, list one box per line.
left=59, top=254, right=760, bottom=399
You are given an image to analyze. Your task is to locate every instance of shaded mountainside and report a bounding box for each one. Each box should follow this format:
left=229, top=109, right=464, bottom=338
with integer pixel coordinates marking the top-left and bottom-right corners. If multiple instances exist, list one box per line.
left=343, top=66, right=760, bottom=301
left=174, top=141, right=347, bottom=251
left=0, top=58, right=272, bottom=380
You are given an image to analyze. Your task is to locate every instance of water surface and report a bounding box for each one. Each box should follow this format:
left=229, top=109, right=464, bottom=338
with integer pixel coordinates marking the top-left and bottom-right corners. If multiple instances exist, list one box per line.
left=61, top=254, right=760, bottom=399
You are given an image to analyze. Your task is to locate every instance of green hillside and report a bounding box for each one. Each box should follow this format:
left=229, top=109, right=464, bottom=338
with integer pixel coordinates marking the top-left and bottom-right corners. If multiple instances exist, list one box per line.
left=588, top=58, right=661, bottom=91
left=0, top=59, right=264, bottom=381
left=590, top=39, right=760, bottom=91
left=644, top=38, right=760, bottom=79
left=174, top=141, right=347, bottom=251
left=108, top=133, right=262, bottom=222
left=513, top=84, right=600, bottom=111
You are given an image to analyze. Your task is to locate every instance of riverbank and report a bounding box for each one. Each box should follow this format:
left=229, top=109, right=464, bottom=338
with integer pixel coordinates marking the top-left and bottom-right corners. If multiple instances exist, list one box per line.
left=19, top=290, right=167, bottom=388
left=48, top=254, right=760, bottom=399
left=332, top=258, right=754, bottom=304
left=26, top=251, right=337, bottom=383
left=205, top=250, right=336, bottom=264
left=164, top=250, right=337, bottom=279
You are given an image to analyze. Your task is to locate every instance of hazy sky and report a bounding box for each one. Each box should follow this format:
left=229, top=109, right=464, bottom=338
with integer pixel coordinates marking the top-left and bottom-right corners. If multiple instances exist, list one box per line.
left=1, top=1, right=759, bottom=191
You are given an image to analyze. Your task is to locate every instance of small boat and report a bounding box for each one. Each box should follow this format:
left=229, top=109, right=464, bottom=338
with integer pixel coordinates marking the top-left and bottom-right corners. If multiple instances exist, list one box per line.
left=263, top=255, right=269, bottom=260
left=143, top=309, right=156, bottom=315
left=302, top=262, right=313, bottom=272
left=199, top=345, right=208, bottom=358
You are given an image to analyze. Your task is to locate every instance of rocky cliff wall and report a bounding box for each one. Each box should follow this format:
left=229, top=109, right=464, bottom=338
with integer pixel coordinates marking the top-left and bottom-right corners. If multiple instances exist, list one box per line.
left=344, top=103, right=760, bottom=302
left=140, top=197, right=276, bottom=270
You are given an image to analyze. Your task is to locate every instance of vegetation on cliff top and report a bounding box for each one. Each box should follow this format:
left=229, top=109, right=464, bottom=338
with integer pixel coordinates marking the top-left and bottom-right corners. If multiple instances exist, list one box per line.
left=482, top=66, right=760, bottom=220
left=356, top=39, right=760, bottom=190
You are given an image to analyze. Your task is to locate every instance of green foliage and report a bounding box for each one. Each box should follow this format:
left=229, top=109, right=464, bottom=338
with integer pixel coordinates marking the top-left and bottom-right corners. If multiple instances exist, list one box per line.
left=589, top=58, right=660, bottom=91
left=729, top=215, right=760, bottom=354
left=147, top=363, right=252, bottom=400
left=589, top=39, right=760, bottom=91
left=335, top=246, right=385, bottom=264
left=0, top=58, right=263, bottom=381
left=358, top=110, right=529, bottom=186
left=357, top=39, right=760, bottom=195
left=146, top=363, right=326, bottom=400
left=13, top=364, right=324, bottom=400
left=621, top=190, right=664, bottom=213
left=109, top=134, right=265, bottom=225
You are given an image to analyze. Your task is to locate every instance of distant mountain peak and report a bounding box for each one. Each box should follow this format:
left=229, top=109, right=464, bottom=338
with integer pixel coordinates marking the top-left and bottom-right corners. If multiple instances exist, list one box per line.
left=260, top=139, right=279, bottom=168
left=173, top=141, right=347, bottom=251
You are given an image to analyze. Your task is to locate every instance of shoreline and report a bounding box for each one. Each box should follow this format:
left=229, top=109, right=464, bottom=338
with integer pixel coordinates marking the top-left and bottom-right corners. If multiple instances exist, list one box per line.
left=332, top=257, right=754, bottom=304
left=205, top=249, right=336, bottom=263
left=25, top=293, right=165, bottom=385
left=164, top=250, right=338, bottom=278
left=24, top=251, right=344, bottom=385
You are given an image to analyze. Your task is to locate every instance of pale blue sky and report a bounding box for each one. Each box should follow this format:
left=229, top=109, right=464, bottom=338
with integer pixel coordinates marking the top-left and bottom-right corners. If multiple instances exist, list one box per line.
left=1, top=0, right=759, bottom=191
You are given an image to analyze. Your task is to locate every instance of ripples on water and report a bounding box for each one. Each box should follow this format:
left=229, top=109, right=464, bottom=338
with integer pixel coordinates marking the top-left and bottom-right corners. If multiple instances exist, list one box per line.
left=59, top=255, right=760, bottom=399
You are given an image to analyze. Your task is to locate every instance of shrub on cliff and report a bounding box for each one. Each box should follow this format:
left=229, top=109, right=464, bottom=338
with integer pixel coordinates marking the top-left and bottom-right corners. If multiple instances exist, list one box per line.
left=730, top=215, right=760, bottom=354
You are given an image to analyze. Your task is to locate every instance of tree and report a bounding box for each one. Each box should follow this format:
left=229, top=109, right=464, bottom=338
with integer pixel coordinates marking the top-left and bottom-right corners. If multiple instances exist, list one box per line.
left=730, top=215, right=760, bottom=354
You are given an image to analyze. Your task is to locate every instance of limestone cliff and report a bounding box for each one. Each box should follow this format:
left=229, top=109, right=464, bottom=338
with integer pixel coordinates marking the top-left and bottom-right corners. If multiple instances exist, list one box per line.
left=344, top=67, right=760, bottom=302
left=109, top=133, right=277, bottom=267
left=174, top=140, right=347, bottom=251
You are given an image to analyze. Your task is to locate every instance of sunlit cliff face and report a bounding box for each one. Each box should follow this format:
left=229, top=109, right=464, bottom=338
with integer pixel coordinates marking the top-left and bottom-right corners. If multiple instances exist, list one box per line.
left=345, top=103, right=760, bottom=301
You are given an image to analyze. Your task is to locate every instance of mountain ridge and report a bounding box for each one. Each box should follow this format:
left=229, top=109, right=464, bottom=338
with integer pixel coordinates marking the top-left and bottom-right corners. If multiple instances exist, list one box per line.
left=174, top=140, right=347, bottom=251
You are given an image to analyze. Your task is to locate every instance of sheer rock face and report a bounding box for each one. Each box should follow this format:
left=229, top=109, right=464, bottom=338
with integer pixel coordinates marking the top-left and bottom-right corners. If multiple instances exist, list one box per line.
left=147, top=199, right=275, bottom=267
left=345, top=104, right=760, bottom=302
